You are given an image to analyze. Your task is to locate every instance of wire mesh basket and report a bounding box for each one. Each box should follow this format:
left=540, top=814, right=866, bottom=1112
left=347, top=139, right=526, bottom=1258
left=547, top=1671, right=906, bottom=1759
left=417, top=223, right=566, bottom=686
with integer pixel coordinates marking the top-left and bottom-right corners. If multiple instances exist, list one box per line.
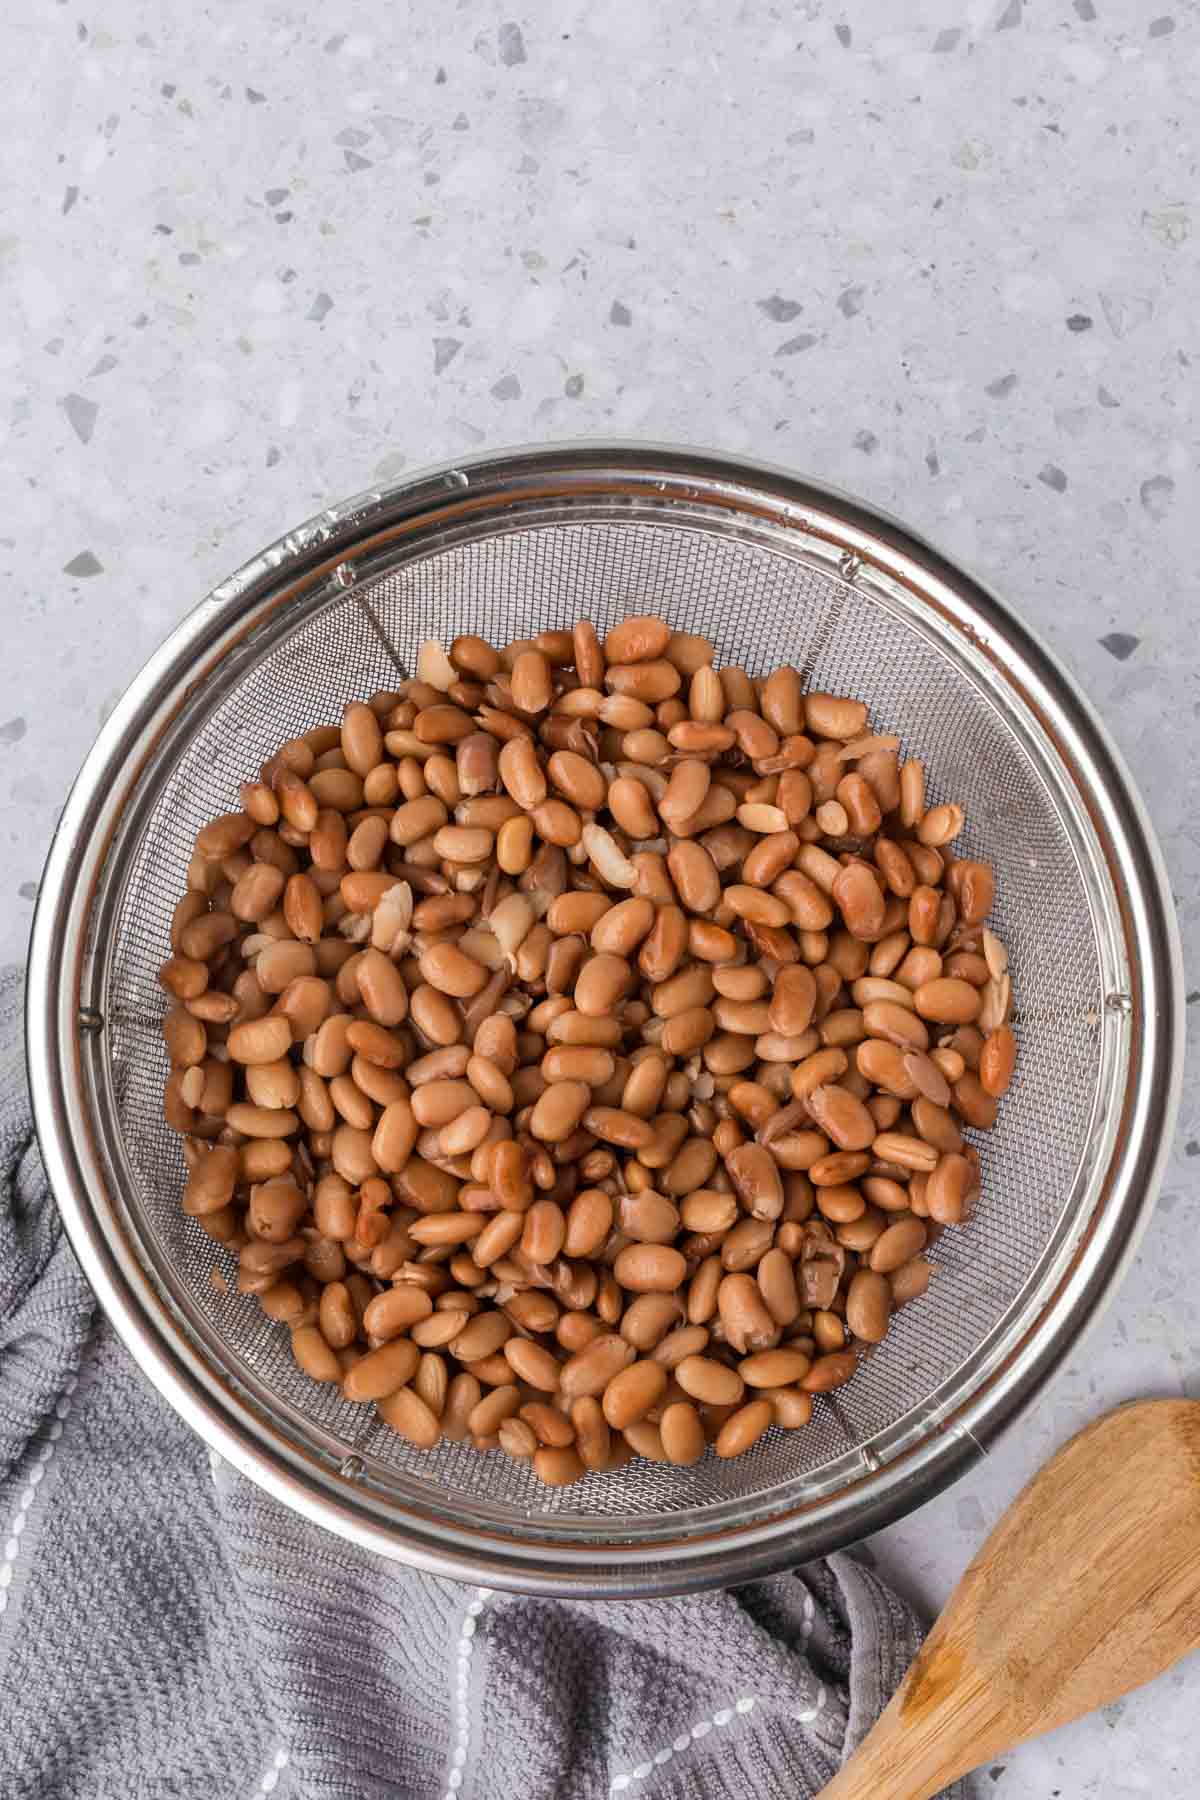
left=27, top=445, right=1183, bottom=1594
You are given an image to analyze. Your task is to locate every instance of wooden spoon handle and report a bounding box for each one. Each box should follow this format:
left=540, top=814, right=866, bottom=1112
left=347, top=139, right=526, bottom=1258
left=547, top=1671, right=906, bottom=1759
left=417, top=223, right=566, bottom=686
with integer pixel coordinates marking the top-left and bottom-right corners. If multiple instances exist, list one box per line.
left=815, top=1686, right=974, bottom=1800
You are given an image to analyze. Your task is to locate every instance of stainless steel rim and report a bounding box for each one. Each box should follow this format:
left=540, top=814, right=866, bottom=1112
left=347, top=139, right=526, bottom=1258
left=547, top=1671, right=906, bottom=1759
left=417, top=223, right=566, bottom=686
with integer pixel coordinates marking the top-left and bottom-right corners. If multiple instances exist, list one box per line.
left=27, top=442, right=1184, bottom=1595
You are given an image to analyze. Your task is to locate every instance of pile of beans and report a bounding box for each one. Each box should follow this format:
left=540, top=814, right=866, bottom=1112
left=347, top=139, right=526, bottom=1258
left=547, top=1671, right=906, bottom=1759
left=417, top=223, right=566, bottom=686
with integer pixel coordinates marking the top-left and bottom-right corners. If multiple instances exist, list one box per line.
left=160, top=615, right=1017, bottom=1486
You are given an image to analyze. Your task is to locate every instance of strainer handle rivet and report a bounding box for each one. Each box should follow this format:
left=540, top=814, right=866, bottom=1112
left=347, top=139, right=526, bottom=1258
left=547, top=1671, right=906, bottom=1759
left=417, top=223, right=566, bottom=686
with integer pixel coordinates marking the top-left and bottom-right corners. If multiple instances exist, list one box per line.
left=78, top=1007, right=104, bottom=1035
left=1105, top=992, right=1133, bottom=1015
left=339, top=1455, right=365, bottom=1481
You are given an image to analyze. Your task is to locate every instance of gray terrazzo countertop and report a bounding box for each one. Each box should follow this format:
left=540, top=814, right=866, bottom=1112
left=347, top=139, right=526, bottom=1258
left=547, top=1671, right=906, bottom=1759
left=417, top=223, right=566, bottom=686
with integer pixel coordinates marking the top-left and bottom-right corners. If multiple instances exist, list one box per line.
left=2, top=1, right=1197, bottom=1794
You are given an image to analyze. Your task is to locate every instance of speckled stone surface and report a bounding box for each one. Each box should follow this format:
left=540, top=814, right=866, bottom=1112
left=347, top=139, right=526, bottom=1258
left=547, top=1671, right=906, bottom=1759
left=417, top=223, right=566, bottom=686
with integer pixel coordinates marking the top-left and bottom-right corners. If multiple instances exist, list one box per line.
left=2, top=2, right=1197, bottom=1792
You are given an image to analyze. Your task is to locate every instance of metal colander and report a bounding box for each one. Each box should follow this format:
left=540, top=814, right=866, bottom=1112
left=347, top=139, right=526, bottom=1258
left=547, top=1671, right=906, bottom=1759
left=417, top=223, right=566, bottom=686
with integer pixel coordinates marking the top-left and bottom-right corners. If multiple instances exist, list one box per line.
left=27, top=444, right=1183, bottom=1595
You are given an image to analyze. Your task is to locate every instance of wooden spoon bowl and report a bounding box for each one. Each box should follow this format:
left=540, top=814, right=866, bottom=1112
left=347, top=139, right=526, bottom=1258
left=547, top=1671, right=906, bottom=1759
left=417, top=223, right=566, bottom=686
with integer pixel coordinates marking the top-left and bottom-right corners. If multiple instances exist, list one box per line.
left=818, top=1401, right=1200, bottom=1799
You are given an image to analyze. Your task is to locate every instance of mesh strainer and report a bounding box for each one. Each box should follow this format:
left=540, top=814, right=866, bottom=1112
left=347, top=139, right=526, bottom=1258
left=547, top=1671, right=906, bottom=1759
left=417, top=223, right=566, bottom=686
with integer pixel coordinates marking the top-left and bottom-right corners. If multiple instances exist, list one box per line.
left=27, top=444, right=1183, bottom=1595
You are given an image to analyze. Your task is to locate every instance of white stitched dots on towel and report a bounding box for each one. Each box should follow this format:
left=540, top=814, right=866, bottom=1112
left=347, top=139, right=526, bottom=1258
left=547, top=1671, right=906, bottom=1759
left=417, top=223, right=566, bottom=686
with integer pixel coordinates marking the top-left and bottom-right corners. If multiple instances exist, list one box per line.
left=609, top=1695, right=760, bottom=1791
left=0, top=1373, right=78, bottom=1618
left=256, top=1746, right=289, bottom=1793
left=443, top=1587, right=492, bottom=1800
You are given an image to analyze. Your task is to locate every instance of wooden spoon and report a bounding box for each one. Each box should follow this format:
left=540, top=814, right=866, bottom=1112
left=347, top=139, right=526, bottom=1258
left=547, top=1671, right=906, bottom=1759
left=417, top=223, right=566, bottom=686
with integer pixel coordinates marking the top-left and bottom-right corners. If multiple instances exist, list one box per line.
left=817, top=1400, right=1200, bottom=1799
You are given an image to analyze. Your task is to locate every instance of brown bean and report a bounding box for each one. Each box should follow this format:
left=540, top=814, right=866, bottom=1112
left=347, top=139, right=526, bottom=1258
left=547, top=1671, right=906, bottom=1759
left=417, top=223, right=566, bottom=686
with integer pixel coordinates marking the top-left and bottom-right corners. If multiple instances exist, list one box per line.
left=605, top=776, right=658, bottom=840
left=918, top=803, right=964, bottom=848
left=545, top=1010, right=623, bottom=1049
left=751, top=1250, right=797, bottom=1329
left=786, top=1046, right=846, bottom=1101
left=855, top=1037, right=917, bottom=1100
left=770, top=870, right=831, bottom=931
left=503, top=648, right=550, bottom=716
left=446, top=1310, right=510, bottom=1364
left=859, top=1176, right=908, bottom=1215
left=158, top=954, right=211, bottom=1002
left=560, top=1333, right=636, bottom=1399
left=658, top=1135, right=717, bottom=1194
left=441, top=1373, right=482, bottom=1442
left=675, top=1356, right=744, bottom=1406
left=362, top=1286, right=434, bottom=1341
left=766, top=966, right=815, bottom=1039
left=980, top=1024, right=1017, bottom=1098
left=407, top=1078, right=474, bottom=1130
left=344, top=1338, right=422, bottom=1404
left=557, top=1186, right=610, bottom=1259
left=580, top=1105, right=651, bottom=1155
left=613, top=1244, right=687, bottom=1293
left=926, top=1151, right=975, bottom=1224
left=418, top=942, right=489, bottom=999
left=650, top=1325, right=709, bottom=1371
left=911, top=1097, right=962, bottom=1155
left=832, top=862, right=886, bottom=941
left=529, top=1080, right=590, bottom=1144
left=679, top=1190, right=738, bottom=1234
left=815, top=1183, right=865, bottom=1225
left=500, top=1403, right=566, bottom=1457
left=800, top=1350, right=858, bottom=1393
left=665, top=840, right=721, bottom=915
left=890, top=1257, right=934, bottom=1305
left=952, top=1071, right=999, bottom=1129
left=602, top=1359, right=668, bottom=1428
left=618, top=1296, right=683, bottom=1353
left=606, top=658, right=681, bottom=702
left=225, top=1103, right=300, bottom=1139
left=844, top=1268, right=891, bottom=1344
left=318, top=1282, right=357, bottom=1350
left=913, top=977, right=981, bottom=1025
left=716, top=1217, right=772, bottom=1274
left=542, top=749, right=603, bottom=811
left=869, top=1216, right=928, bottom=1273
left=519, top=1197, right=565, bottom=1264
left=604, top=614, right=671, bottom=663
left=502, top=1337, right=561, bottom=1392
left=258, top=1280, right=308, bottom=1325
left=163, top=1004, right=208, bottom=1069
left=869, top=1131, right=937, bottom=1173
left=588, top=896, right=654, bottom=957
left=496, top=1416, right=537, bottom=1460
left=182, top=1146, right=239, bottom=1215
left=495, top=813, right=534, bottom=873
left=531, top=1445, right=585, bottom=1486
left=464, top=1380, right=522, bottom=1438
left=758, top=1387, right=810, bottom=1429
left=718, top=1273, right=779, bottom=1353
left=739, top=1348, right=812, bottom=1388
left=805, top=1084, right=877, bottom=1152
left=633, top=908, right=685, bottom=987
left=446, top=634, right=499, bottom=681
left=861, top=1000, right=929, bottom=1052
left=547, top=891, right=611, bottom=938
left=574, top=953, right=632, bottom=1017
left=833, top=771, right=879, bottom=836
left=723, top=1142, right=784, bottom=1221
left=468, top=1210, right=521, bottom=1269
left=804, top=693, right=868, bottom=740
left=291, top=1325, right=342, bottom=1383
left=659, top=1401, right=705, bottom=1466
left=248, top=1179, right=306, bottom=1242
left=539, top=1046, right=611, bottom=1089
left=715, top=1397, right=774, bottom=1458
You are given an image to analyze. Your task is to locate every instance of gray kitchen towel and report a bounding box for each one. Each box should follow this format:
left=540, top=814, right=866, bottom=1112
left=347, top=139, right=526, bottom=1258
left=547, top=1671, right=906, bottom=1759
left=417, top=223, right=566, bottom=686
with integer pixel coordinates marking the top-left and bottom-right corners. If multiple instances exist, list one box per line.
left=0, top=970, right=964, bottom=1800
